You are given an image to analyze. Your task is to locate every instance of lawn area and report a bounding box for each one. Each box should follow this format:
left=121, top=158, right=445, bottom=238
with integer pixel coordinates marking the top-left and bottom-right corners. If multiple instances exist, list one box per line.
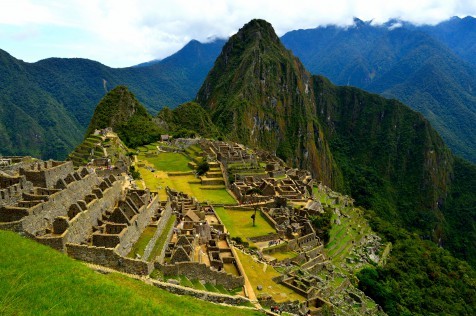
left=0, top=231, right=260, bottom=316
left=269, top=251, right=298, bottom=261
left=149, top=215, right=176, bottom=261
left=127, top=226, right=157, bottom=259
left=137, top=154, right=236, bottom=204
left=214, top=207, right=275, bottom=239
left=235, top=250, right=305, bottom=303
left=141, top=152, right=192, bottom=172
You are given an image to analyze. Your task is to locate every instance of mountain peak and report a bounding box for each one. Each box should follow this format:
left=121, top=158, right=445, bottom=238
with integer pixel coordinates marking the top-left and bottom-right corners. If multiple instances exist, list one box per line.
left=85, top=85, right=149, bottom=136
left=233, top=19, right=280, bottom=44
left=196, top=19, right=337, bottom=186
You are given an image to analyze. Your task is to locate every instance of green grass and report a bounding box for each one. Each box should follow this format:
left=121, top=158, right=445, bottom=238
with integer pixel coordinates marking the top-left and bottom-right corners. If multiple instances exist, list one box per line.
left=269, top=251, right=298, bottom=261
left=149, top=215, right=176, bottom=261
left=127, top=226, right=157, bottom=259
left=235, top=250, right=305, bottom=303
left=325, top=206, right=372, bottom=264
left=0, top=231, right=260, bottom=316
left=143, top=152, right=192, bottom=172
left=214, top=207, right=275, bottom=239
left=138, top=155, right=236, bottom=204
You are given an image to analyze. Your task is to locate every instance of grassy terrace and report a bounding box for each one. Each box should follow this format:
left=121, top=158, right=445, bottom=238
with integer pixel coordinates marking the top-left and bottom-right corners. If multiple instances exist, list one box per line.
left=149, top=214, right=176, bottom=261
left=144, top=153, right=192, bottom=172
left=214, top=207, right=275, bottom=240
left=137, top=150, right=236, bottom=204
left=235, top=250, right=305, bottom=303
left=0, top=231, right=260, bottom=316
left=325, top=206, right=372, bottom=264
left=127, top=226, right=157, bottom=259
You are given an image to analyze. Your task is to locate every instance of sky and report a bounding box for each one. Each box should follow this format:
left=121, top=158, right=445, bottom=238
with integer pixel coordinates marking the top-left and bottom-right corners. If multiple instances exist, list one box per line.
left=1, top=0, right=475, bottom=68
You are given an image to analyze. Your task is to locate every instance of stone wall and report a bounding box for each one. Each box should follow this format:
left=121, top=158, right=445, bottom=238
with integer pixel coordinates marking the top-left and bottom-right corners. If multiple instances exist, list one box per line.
left=0, top=176, right=33, bottom=207
left=156, top=261, right=244, bottom=290
left=301, top=254, right=325, bottom=270
left=156, top=219, right=175, bottom=263
left=20, top=161, right=74, bottom=188
left=143, top=202, right=173, bottom=261
left=66, top=243, right=153, bottom=275
left=287, top=233, right=319, bottom=251
left=150, top=278, right=250, bottom=306
left=0, top=220, right=22, bottom=232
left=262, top=242, right=288, bottom=255
left=21, top=173, right=101, bottom=234
left=64, top=179, right=124, bottom=245
left=247, top=233, right=280, bottom=243
left=115, top=194, right=159, bottom=257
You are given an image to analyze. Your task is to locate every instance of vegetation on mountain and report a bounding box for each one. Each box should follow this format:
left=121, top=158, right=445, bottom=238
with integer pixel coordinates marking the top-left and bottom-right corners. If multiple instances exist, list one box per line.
left=281, top=18, right=476, bottom=163
left=309, top=208, right=333, bottom=244
left=441, top=157, right=476, bottom=267
left=157, top=102, right=220, bottom=138
left=194, top=18, right=476, bottom=315
left=313, top=75, right=453, bottom=239
left=358, top=213, right=476, bottom=316
left=196, top=19, right=341, bottom=187
left=86, top=86, right=162, bottom=148
left=0, top=39, right=223, bottom=159
left=418, top=16, right=476, bottom=65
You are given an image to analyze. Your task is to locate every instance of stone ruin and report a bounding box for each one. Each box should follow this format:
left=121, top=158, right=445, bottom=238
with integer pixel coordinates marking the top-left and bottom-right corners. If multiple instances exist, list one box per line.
left=232, top=174, right=314, bottom=204
left=0, top=158, right=162, bottom=275
left=158, top=187, right=244, bottom=290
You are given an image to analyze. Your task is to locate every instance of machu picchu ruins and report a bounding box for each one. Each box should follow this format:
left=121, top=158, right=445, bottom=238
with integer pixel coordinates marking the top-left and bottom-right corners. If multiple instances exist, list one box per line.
left=1, top=135, right=386, bottom=315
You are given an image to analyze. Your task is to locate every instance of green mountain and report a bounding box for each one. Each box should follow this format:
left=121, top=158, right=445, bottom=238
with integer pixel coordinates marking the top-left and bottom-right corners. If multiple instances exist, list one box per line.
left=195, top=18, right=476, bottom=315
left=0, top=39, right=223, bottom=159
left=0, top=49, right=83, bottom=159
left=418, top=16, right=476, bottom=66
left=196, top=19, right=339, bottom=187
left=197, top=16, right=476, bottom=263
left=281, top=19, right=476, bottom=163
left=157, top=102, right=220, bottom=138
left=86, top=86, right=162, bottom=148
left=313, top=76, right=453, bottom=240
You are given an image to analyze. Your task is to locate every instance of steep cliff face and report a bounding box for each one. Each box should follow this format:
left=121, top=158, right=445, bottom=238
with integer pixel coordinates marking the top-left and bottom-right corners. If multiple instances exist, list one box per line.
left=313, top=75, right=454, bottom=238
left=196, top=19, right=339, bottom=186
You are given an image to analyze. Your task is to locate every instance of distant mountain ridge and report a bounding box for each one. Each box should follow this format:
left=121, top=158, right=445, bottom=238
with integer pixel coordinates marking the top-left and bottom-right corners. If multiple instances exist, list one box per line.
left=281, top=16, right=476, bottom=162
left=0, top=39, right=224, bottom=159
left=1, top=16, right=475, bottom=163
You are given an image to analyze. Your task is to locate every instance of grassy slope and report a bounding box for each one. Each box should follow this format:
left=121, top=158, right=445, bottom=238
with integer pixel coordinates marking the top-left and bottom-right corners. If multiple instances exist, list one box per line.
left=137, top=150, right=236, bottom=204
left=0, top=231, right=259, bottom=316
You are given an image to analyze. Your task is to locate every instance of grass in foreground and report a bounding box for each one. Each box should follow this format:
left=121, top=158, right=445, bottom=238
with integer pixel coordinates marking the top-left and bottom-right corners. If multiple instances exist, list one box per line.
left=214, top=207, right=275, bottom=239
left=0, top=231, right=260, bottom=316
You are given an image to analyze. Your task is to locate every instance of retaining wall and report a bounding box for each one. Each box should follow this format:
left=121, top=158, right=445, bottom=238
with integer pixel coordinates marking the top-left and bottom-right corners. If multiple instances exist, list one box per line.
left=142, top=202, right=173, bottom=261
left=66, top=243, right=153, bottom=275
left=115, top=194, right=159, bottom=257
left=21, top=173, right=101, bottom=234
left=156, top=261, right=244, bottom=290
left=150, top=278, right=250, bottom=306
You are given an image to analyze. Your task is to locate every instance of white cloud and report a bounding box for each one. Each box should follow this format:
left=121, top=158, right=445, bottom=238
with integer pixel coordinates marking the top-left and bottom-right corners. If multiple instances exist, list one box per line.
left=0, top=0, right=475, bottom=67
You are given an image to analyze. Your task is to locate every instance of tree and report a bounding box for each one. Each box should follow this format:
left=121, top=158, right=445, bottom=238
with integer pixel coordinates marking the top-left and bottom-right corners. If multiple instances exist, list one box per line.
left=196, top=161, right=210, bottom=176
left=245, top=187, right=263, bottom=227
